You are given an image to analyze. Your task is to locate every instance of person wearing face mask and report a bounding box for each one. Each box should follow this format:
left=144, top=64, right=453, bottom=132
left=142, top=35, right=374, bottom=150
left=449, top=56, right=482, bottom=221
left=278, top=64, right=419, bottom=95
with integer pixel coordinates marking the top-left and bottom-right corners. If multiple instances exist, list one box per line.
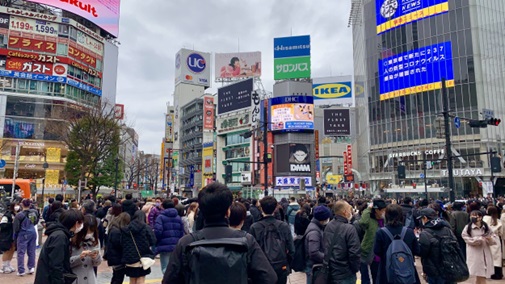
left=462, top=210, right=495, bottom=284
left=35, top=209, right=85, bottom=284
left=304, top=205, right=331, bottom=284
left=0, top=200, right=21, bottom=273
left=374, top=204, right=421, bottom=284
left=147, top=197, right=163, bottom=230
left=12, top=198, right=39, bottom=276
left=320, top=201, right=361, bottom=284
left=69, top=214, right=102, bottom=284
left=358, top=199, right=387, bottom=284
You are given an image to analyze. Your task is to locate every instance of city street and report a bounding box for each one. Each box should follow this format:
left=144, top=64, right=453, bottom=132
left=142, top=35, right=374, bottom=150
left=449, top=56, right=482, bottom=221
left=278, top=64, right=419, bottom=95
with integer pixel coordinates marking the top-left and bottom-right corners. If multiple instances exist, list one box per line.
left=1, top=244, right=488, bottom=284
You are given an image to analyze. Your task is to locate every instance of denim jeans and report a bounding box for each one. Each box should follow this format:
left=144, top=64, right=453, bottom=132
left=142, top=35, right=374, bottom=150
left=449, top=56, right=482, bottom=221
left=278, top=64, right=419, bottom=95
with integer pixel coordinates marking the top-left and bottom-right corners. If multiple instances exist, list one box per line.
left=160, top=252, right=171, bottom=275
left=305, top=263, right=312, bottom=284
left=360, top=261, right=379, bottom=284
left=17, top=231, right=36, bottom=274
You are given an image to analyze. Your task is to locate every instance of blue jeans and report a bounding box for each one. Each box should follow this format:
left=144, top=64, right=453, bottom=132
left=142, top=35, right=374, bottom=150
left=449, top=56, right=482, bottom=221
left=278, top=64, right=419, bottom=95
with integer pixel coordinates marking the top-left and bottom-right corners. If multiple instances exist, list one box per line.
left=305, top=263, right=312, bottom=284
left=360, top=261, right=379, bottom=284
left=17, top=231, right=36, bottom=274
left=160, top=252, right=171, bottom=275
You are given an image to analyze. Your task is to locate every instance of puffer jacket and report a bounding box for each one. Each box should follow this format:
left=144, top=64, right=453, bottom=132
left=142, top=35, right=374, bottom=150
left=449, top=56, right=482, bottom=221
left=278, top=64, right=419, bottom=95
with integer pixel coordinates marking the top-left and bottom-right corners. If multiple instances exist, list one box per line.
left=323, top=215, right=361, bottom=282
left=305, top=218, right=324, bottom=265
left=358, top=207, right=380, bottom=263
left=105, top=226, right=123, bottom=266
left=154, top=208, right=184, bottom=253
left=120, top=220, right=156, bottom=265
left=286, top=202, right=300, bottom=224
left=0, top=210, right=15, bottom=251
left=419, top=218, right=458, bottom=277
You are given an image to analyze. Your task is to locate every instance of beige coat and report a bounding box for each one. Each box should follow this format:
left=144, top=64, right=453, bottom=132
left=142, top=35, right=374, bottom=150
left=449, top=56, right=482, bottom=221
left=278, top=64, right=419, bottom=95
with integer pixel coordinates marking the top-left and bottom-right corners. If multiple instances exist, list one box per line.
left=501, top=212, right=505, bottom=260
left=483, top=215, right=503, bottom=267
left=462, top=223, right=495, bottom=278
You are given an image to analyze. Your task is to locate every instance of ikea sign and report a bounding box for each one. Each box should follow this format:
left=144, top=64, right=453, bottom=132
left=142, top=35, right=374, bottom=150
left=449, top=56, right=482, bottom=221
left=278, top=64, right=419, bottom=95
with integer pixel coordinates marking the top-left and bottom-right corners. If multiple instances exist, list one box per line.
left=313, top=82, right=352, bottom=99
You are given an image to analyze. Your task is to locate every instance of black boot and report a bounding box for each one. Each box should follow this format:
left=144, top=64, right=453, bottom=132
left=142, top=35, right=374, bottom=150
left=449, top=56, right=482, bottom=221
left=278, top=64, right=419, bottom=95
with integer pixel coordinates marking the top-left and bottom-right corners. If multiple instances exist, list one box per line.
left=491, top=266, right=503, bottom=280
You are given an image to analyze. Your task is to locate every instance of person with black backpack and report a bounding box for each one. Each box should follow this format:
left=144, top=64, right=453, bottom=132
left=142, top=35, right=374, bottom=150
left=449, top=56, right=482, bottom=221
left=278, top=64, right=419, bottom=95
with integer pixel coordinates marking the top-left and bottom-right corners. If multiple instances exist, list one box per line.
left=162, top=183, right=277, bottom=284
left=250, top=196, right=295, bottom=284
left=419, top=207, right=469, bottom=284
left=12, top=199, right=39, bottom=276
left=373, top=204, right=421, bottom=284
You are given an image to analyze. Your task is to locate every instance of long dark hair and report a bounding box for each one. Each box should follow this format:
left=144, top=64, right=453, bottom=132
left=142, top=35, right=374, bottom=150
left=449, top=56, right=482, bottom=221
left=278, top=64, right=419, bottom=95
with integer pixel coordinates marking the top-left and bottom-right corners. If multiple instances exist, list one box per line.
left=229, top=57, right=239, bottom=69
left=72, top=214, right=98, bottom=248
left=466, top=210, right=489, bottom=236
left=428, top=203, right=450, bottom=222
left=48, top=201, right=63, bottom=216
left=487, top=206, right=499, bottom=226
left=385, top=204, right=404, bottom=227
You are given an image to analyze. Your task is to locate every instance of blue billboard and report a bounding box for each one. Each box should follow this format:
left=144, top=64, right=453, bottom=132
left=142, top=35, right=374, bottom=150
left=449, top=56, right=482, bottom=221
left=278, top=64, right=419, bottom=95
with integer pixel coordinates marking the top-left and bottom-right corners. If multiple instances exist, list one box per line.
left=268, top=96, right=314, bottom=132
left=379, top=41, right=454, bottom=101
left=376, top=0, right=449, bottom=34
left=274, top=35, right=310, bottom=59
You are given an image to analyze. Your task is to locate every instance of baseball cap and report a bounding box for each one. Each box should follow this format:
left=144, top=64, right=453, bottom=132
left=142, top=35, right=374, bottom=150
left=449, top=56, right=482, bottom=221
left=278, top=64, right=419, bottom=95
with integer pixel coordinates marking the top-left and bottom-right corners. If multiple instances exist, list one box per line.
left=372, top=199, right=387, bottom=210
left=417, top=208, right=437, bottom=220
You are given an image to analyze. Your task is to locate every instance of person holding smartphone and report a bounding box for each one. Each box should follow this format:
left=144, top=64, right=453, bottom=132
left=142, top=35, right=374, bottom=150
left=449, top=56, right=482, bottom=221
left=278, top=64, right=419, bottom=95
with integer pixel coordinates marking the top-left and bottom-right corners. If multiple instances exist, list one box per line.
left=69, top=214, right=102, bottom=284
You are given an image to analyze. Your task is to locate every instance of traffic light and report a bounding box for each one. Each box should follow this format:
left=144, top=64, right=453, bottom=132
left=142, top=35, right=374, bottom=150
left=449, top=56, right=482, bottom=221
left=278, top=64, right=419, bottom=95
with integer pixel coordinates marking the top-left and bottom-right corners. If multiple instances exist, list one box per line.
left=225, top=165, right=232, bottom=183
left=398, top=165, right=406, bottom=179
left=487, top=118, right=501, bottom=126
left=469, top=120, right=487, bottom=128
left=240, top=131, right=252, bottom=138
left=491, top=157, right=502, bottom=173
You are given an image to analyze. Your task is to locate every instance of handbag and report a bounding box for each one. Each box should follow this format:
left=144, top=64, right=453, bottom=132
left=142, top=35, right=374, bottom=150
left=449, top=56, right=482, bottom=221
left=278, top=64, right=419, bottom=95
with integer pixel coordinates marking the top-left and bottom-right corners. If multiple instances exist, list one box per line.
left=63, top=273, right=78, bottom=284
left=312, top=230, right=340, bottom=284
left=125, top=231, right=155, bottom=270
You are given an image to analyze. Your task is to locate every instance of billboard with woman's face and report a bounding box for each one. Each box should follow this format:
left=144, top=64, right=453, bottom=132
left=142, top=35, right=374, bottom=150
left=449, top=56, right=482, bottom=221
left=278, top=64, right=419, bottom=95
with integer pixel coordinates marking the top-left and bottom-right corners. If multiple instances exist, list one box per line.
left=215, top=52, right=261, bottom=81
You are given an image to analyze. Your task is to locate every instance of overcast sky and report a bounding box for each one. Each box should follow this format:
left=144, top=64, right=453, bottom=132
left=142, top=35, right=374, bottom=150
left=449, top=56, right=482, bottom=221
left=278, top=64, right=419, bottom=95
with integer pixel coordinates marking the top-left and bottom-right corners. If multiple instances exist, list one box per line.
left=116, top=0, right=353, bottom=154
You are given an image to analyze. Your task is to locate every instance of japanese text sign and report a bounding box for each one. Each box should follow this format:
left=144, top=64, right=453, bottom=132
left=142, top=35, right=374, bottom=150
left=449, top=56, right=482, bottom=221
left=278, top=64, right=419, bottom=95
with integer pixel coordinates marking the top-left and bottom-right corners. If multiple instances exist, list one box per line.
left=269, top=96, right=314, bottom=132
left=274, top=35, right=311, bottom=80
left=8, top=35, right=56, bottom=54
left=379, top=41, right=454, bottom=101
left=376, top=0, right=449, bottom=34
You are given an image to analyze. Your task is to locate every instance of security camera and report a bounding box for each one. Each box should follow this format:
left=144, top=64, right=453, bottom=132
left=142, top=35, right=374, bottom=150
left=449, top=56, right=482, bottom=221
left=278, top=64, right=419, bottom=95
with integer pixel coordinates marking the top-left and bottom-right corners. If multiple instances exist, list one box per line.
left=270, top=145, right=275, bottom=149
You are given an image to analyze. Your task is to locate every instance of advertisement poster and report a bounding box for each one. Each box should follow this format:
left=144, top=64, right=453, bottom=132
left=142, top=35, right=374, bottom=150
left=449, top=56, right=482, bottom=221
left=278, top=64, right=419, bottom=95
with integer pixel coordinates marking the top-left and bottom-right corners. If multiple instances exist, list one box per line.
left=215, top=52, right=261, bottom=80
left=312, top=77, right=353, bottom=106
left=28, top=0, right=121, bottom=37
left=203, top=96, right=214, bottom=130
left=275, top=176, right=312, bottom=187
left=9, top=15, right=58, bottom=37
left=273, top=35, right=311, bottom=80
left=324, top=109, right=351, bottom=136
left=275, top=144, right=312, bottom=173
left=269, top=96, right=314, bottom=132
left=379, top=41, right=454, bottom=101
left=202, top=142, right=213, bottom=178
left=376, top=0, right=449, bottom=34
left=174, top=48, right=211, bottom=88
left=165, top=114, right=173, bottom=143
left=9, top=34, right=56, bottom=54
left=217, top=78, right=253, bottom=114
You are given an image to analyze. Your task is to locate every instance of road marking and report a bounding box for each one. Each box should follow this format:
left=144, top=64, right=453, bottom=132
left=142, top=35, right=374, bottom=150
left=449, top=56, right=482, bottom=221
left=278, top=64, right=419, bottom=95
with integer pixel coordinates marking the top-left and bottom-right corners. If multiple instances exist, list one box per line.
left=123, top=279, right=163, bottom=284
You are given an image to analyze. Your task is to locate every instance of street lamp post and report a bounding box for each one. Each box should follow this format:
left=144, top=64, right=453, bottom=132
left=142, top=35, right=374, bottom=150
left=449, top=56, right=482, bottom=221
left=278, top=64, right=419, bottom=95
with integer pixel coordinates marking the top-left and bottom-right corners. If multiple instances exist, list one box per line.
left=154, top=160, right=159, bottom=196
left=41, top=155, right=48, bottom=206
left=114, top=157, right=119, bottom=198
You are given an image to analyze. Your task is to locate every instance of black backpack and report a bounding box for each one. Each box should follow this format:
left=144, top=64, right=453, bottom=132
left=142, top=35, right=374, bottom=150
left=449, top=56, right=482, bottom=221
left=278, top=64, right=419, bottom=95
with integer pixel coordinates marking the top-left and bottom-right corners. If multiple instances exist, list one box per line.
left=183, top=230, right=249, bottom=284
left=291, top=233, right=307, bottom=272
left=258, top=221, right=289, bottom=273
left=433, top=233, right=469, bottom=282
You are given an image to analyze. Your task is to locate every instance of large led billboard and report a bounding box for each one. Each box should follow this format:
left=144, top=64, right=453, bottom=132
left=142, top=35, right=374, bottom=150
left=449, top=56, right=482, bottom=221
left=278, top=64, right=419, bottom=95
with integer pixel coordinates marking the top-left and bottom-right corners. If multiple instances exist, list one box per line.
left=215, top=52, right=261, bottom=81
left=379, top=41, right=454, bottom=101
left=376, top=0, right=448, bottom=34
left=217, top=78, right=253, bottom=115
left=273, top=35, right=311, bottom=80
left=28, top=0, right=121, bottom=37
left=268, top=96, right=314, bottom=132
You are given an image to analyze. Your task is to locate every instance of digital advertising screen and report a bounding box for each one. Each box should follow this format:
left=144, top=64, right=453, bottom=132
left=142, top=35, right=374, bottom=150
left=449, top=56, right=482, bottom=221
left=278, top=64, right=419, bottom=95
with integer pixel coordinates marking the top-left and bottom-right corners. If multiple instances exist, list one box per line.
left=378, top=41, right=455, bottom=101
left=215, top=52, right=261, bottom=80
left=28, top=0, right=121, bottom=37
left=376, top=0, right=449, bottom=34
left=268, top=96, right=314, bottom=132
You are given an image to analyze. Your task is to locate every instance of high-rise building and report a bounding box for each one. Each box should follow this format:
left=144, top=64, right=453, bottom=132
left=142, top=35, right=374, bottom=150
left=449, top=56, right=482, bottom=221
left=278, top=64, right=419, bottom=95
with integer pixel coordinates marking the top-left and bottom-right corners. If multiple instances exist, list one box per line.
left=0, top=1, right=119, bottom=190
left=351, top=0, right=505, bottom=197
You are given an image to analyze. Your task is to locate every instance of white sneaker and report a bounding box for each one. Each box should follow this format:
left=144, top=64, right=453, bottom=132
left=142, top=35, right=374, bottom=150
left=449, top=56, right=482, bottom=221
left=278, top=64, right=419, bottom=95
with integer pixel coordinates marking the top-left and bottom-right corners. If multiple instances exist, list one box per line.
left=28, top=268, right=35, bottom=274
left=17, top=272, right=25, bottom=276
left=3, top=266, right=14, bottom=274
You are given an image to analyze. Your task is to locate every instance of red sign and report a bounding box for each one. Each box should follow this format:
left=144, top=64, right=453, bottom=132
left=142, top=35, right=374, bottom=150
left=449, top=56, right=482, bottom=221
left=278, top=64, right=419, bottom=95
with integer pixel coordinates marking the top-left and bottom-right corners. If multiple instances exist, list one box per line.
left=346, top=145, right=352, bottom=173
left=343, top=151, right=348, bottom=175
left=203, top=96, right=215, bottom=130
left=314, top=130, right=319, bottom=160
left=114, top=104, right=124, bottom=120
left=8, top=35, right=56, bottom=54
left=68, top=44, right=97, bottom=68
left=7, top=57, right=52, bottom=75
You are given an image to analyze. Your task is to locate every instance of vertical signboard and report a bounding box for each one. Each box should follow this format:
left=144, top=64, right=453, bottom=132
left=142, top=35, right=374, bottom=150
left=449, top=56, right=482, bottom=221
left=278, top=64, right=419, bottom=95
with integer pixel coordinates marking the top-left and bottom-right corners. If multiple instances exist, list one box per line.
left=165, top=114, right=173, bottom=143
left=202, top=142, right=213, bottom=186
left=273, top=35, right=311, bottom=80
left=315, top=130, right=320, bottom=176
left=343, top=151, right=348, bottom=175
left=346, top=145, right=353, bottom=173
left=203, top=96, right=215, bottom=131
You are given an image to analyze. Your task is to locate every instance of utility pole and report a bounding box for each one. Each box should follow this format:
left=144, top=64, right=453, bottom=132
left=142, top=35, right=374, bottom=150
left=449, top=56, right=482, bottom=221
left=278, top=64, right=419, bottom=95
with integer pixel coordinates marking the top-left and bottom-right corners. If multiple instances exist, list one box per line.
left=442, top=78, right=456, bottom=202
left=423, top=152, right=428, bottom=199
left=263, top=106, right=269, bottom=197
left=154, top=160, right=159, bottom=196
left=114, top=157, right=119, bottom=198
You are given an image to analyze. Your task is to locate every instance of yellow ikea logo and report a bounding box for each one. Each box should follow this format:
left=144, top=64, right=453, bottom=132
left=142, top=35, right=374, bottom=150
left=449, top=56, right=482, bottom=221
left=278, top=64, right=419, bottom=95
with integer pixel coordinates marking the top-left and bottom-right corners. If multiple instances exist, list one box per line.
left=313, top=83, right=352, bottom=99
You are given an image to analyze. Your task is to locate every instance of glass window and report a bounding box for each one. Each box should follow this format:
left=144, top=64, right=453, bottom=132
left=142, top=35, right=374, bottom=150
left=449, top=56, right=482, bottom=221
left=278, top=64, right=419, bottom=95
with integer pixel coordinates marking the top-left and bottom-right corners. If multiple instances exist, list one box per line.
left=18, top=79, right=27, bottom=90
left=58, top=24, right=69, bottom=35
left=57, top=43, right=67, bottom=56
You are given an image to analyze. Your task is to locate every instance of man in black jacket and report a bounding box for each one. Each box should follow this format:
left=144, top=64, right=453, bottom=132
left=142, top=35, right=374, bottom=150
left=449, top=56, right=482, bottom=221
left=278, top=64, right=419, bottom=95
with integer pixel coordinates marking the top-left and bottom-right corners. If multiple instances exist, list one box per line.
left=323, top=200, right=361, bottom=284
left=34, top=209, right=84, bottom=284
left=163, top=183, right=277, bottom=284
left=305, top=206, right=331, bottom=282
left=419, top=207, right=458, bottom=284
left=400, top=197, right=415, bottom=228
left=249, top=199, right=262, bottom=222
left=250, top=196, right=295, bottom=284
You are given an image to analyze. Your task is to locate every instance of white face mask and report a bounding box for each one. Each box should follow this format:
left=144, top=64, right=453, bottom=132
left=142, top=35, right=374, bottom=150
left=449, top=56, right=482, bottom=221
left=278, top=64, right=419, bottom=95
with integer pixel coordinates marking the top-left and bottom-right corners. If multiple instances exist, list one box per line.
left=347, top=212, right=354, bottom=222
left=75, top=223, right=84, bottom=234
left=322, top=219, right=330, bottom=226
left=85, top=233, right=93, bottom=239
left=14, top=205, right=20, bottom=212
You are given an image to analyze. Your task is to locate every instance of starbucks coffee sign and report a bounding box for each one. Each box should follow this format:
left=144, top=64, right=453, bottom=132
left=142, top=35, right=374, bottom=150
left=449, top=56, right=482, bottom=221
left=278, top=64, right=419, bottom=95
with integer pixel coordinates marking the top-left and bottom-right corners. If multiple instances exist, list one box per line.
left=441, top=168, right=483, bottom=177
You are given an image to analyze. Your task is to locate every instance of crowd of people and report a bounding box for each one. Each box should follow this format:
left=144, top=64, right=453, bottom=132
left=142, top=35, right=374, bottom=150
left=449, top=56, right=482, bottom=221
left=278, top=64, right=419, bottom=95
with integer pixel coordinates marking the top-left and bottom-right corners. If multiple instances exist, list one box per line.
left=0, top=185, right=504, bottom=284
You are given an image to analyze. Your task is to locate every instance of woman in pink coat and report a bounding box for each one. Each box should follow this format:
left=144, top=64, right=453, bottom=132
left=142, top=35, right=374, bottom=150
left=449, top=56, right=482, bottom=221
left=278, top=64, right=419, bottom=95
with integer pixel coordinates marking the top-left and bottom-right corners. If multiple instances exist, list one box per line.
left=462, top=210, right=495, bottom=284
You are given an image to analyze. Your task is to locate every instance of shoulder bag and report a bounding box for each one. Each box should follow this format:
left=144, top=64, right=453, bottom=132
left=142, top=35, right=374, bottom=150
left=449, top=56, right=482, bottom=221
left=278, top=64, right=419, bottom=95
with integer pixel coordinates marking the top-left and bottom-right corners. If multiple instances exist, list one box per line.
left=125, top=231, right=155, bottom=270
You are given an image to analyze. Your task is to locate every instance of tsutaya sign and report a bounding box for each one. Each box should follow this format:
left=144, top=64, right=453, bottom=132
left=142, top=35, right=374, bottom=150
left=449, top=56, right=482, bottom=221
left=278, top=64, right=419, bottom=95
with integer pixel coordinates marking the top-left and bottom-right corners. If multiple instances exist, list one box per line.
left=441, top=168, right=483, bottom=177
left=389, top=149, right=445, bottom=158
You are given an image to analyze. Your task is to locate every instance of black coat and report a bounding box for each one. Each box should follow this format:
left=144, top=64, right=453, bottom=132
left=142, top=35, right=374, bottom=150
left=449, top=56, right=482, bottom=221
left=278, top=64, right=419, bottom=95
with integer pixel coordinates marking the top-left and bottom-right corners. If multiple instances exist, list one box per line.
left=250, top=205, right=262, bottom=223
left=374, top=225, right=421, bottom=284
left=0, top=210, right=15, bottom=251
left=241, top=213, right=254, bottom=233
left=34, top=223, right=73, bottom=284
left=294, top=211, right=311, bottom=236
left=162, top=218, right=278, bottom=284
left=120, top=220, right=156, bottom=265
left=323, top=215, right=361, bottom=282
left=419, top=218, right=455, bottom=277
left=46, top=208, right=64, bottom=227
left=105, top=226, right=123, bottom=266
left=305, top=218, right=324, bottom=265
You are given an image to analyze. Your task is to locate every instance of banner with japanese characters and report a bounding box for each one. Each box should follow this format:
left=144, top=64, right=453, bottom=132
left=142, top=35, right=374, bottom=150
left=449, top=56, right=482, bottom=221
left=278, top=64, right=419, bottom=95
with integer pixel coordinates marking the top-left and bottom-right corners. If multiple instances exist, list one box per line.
left=378, top=41, right=454, bottom=101
left=8, top=33, right=56, bottom=54
left=6, top=57, right=67, bottom=77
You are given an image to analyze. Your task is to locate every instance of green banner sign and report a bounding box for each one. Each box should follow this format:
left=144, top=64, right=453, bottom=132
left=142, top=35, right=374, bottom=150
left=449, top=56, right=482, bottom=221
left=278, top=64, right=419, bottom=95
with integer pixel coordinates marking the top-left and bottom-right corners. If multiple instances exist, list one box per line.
left=141, top=190, right=154, bottom=197
left=274, top=56, right=311, bottom=80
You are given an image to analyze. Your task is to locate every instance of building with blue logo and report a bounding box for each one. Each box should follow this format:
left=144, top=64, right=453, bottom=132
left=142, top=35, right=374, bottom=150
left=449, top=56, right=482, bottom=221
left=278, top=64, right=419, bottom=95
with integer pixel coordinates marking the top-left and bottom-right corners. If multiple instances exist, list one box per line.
left=351, top=0, right=505, bottom=197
